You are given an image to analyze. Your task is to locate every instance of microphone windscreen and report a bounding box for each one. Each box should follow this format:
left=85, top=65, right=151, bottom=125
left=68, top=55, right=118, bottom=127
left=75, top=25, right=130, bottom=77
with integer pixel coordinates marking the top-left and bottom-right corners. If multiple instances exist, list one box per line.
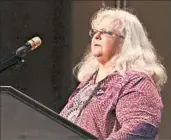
left=28, top=37, right=42, bottom=50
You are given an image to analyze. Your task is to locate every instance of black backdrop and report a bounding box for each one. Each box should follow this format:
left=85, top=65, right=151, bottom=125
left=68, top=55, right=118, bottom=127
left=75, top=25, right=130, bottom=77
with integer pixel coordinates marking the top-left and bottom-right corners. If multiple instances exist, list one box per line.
left=0, top=0, right=74, bottom=113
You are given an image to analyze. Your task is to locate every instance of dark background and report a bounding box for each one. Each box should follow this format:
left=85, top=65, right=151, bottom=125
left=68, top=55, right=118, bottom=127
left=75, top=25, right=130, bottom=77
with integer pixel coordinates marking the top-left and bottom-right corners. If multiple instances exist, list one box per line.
left=0, top=1, right=170, bottom=139
left=0, top=0, right=73, bottom=112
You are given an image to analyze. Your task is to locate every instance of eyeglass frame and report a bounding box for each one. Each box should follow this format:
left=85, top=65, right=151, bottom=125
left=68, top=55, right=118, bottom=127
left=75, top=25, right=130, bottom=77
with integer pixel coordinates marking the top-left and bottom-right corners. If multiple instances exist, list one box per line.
left=89, top=28, right=124, bottom=39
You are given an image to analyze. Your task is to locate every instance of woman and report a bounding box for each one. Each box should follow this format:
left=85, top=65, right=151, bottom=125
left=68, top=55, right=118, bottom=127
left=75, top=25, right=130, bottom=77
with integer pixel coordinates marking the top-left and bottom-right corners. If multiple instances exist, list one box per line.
left=60, top=7, right=167, bottom=140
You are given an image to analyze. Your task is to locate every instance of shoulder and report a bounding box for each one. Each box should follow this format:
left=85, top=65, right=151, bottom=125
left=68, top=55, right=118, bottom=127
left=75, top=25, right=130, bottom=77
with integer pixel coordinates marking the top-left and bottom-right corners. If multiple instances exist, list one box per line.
left=117, top=70, right=162, bottom=101
left=121, top=70, right=158, bottom=91
left=102, top=70, right=156, bottom=91
left=125, top=70, right=153, bottom=81
left=109, top=70, right=156, bottom=89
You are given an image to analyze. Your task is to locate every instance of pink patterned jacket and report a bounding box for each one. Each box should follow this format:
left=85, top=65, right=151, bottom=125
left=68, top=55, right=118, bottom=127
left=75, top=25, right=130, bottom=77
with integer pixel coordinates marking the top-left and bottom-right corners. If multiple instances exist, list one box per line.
left=60, top=71, right=163, bottom=140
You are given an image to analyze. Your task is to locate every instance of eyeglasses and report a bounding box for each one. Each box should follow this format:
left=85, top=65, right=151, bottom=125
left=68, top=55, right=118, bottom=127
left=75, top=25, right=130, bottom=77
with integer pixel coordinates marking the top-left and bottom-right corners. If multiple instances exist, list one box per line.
left=89, top=29, right=124, bottom=39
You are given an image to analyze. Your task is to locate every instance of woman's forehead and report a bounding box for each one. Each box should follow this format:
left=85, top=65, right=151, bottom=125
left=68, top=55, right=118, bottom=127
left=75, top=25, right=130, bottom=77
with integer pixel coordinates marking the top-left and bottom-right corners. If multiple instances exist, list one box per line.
left=95, top=17, right=121, bottom=31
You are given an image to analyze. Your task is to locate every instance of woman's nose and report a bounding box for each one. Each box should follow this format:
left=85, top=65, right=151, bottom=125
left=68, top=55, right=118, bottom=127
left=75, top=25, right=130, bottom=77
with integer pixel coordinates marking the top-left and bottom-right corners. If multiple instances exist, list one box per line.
left=94, top=31, right=101, bottom=40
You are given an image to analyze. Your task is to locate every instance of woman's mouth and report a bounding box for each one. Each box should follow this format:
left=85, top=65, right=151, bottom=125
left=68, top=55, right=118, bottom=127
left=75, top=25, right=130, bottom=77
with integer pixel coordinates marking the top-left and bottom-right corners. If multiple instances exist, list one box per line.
left=94, top=44, right=101, bottom=47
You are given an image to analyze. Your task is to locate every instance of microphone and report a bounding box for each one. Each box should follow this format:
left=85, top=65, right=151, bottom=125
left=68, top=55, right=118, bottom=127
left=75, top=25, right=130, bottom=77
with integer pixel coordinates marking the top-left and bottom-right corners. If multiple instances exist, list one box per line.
left=16, top=37, right=42, bottom=57
left=0, top=36, right=42, bottom=73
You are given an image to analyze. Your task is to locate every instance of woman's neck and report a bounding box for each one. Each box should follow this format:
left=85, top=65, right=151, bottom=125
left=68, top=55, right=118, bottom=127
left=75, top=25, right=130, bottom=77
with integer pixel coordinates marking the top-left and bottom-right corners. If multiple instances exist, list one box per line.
left=95, top=62, right=114, bottom=83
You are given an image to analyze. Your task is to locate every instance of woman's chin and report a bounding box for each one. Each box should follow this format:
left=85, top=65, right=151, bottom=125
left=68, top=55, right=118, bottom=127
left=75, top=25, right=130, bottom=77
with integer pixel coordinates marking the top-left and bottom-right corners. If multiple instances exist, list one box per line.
left=92, top=51, right=102, bottom=57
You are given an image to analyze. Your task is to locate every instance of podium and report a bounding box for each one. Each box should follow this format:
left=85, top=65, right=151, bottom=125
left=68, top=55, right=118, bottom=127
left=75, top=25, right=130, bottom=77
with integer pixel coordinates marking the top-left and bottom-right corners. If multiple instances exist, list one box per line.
left=0, top=86, right=98, bottom=140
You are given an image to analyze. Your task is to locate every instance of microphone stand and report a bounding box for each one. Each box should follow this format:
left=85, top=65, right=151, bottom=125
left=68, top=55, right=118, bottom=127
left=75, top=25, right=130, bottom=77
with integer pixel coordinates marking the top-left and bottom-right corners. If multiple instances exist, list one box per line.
left=0, top=53, right=25, bottom=73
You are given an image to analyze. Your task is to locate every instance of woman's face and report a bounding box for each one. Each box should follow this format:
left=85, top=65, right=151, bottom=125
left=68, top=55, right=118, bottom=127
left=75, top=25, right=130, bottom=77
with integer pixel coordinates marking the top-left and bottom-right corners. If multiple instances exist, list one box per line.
left=90, top=17, right=123, bottom=65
